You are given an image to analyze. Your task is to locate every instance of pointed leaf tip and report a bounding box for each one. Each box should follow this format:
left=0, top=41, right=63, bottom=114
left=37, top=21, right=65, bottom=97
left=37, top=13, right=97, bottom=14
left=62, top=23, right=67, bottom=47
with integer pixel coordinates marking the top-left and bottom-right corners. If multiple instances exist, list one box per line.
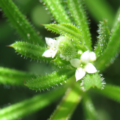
left=6, top=44, right=13, bottom=47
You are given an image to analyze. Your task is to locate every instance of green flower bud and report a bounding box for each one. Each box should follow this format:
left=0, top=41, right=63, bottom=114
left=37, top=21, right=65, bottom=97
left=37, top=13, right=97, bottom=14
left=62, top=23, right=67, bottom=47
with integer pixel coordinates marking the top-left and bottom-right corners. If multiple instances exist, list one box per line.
left=57, top=36, right=77, bottom=61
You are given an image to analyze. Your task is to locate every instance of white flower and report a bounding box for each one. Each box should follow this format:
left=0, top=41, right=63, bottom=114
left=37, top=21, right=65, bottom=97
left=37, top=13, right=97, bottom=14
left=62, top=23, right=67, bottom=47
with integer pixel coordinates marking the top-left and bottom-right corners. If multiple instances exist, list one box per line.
left=42, top=37, right=58, bottom=58
left=80, top=51, right=96, bottom=63
left=70, top=51, right=97, bottom=81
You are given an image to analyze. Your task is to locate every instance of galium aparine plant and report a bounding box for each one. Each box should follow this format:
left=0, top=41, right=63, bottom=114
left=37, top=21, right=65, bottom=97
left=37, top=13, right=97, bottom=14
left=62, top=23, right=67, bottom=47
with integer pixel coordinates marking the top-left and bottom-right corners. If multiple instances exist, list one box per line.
left=0, top=0, right=120, bottom=119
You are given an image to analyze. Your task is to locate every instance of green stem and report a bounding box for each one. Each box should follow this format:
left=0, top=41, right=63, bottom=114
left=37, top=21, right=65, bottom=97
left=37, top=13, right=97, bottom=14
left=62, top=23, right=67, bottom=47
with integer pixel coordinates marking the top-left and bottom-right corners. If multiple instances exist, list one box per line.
left=49, top=83, right=83, bottom=120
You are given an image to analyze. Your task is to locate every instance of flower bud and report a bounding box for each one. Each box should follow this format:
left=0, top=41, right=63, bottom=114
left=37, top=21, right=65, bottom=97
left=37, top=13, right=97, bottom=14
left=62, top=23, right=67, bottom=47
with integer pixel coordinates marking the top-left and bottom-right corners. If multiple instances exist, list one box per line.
left=57, top=36, right=77, bottom=61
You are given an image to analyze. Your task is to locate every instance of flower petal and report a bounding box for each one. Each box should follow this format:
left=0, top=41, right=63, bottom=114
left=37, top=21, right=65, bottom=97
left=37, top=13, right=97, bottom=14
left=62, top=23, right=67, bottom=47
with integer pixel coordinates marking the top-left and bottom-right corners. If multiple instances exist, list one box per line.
left=85, top=63, right=97, bottom=73
left=51, top=50, right=57, bottom=58
left=45, top=37, right=57, bottom=48
left=89, top=52, right=96, bottom=61
left=75, top=68, right=86, bottom=81
left=70, top=59, right=80, bottom=68
left=42, top=49, right=54, bottom=58
left=80, top=51, right=90, bottom=63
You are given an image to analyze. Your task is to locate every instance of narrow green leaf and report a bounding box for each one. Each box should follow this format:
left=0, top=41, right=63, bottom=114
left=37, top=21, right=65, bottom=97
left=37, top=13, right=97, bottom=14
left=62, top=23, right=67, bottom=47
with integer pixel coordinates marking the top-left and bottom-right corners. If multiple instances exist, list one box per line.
left=67, top=0, right=91, bottom=50
left=45, top=23, right=88, bottom=50
left=25, top=69, right=74, bottom=91
left=83, top=73, right=103, bottom=91
left=95, top=20, right=110, bottom=57
left=45, top=23, right=82, bottom=41
left=42, top=0, right=71, bottom=23
left=84, top=0, right=115, bottom=27
left=82, top=93, right=98, bottom=120
left=95, top=14, right=120, bottom=71
left=0, top=87, right=66, bottom=120
left=96, top=84, right=120, bottom=103
left=0, top=67, right=36, bottom=86
left=49, top=83, right=82, bottom=120
left=11, top=41, right=48, bottom=61
left=0, top=0, right=44, bottom=45
left=11, top=41, right=71, bottom=68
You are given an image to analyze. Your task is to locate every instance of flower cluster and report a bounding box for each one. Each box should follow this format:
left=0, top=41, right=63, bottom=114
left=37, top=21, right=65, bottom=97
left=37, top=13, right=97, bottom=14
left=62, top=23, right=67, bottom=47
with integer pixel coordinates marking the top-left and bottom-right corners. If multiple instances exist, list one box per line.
left=42, top=37, right=97, bottom=81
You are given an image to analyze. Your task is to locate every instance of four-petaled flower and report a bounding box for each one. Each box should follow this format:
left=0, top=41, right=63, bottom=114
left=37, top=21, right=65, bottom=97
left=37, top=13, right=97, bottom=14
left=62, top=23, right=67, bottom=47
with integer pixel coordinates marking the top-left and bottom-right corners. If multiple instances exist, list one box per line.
left=70, top=51, right=97, bottom=81
left=42, top=37, right=58, bottom=58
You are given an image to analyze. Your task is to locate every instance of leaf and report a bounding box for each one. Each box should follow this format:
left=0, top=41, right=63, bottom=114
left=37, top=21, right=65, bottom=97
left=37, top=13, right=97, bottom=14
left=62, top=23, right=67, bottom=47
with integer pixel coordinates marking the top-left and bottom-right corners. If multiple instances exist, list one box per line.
left=82, top=93, right=98, bottom=120
left=95, top=20, right=110, bottom=57
left=49, top=83, right=82, bottom=120
left=96, top=84, right=120, bottom=103
left=42, top=0, right=71, bottom=23
left=45, top=23, right=88, bottom=50
left=11, top=41, right=71, bottom=67
left=0, top=87, right=66, bottom=120
left=82, top=73, right=104, bottom=91
left=10, top=41, right=48, bottom=61
left=0, top=67, right=36, bottom=86
left=25, top=69, right=74, bottom=91
left=45, top=23, right=81, bottom=41
left=0, top=0, right=44, bottom=45
left=95, top=14, right=120, bottom=71
left=67, top=0, right=92, bottom=50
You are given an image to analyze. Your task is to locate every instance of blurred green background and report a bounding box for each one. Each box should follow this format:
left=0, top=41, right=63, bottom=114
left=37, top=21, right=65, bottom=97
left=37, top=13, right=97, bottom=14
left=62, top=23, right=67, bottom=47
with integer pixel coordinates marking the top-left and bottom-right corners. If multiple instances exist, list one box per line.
left=0, top=0, right=120, bottom=119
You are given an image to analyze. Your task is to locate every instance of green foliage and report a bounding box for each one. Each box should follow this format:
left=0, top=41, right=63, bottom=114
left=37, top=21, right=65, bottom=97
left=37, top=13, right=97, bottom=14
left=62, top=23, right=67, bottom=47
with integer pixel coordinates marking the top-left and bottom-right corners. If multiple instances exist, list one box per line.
left=95, top=20, right=110, bottom=57
left=25, top=69, right=74, bottom=91
left=67, top=0, right=92, bottom=50
left=0, top=0, right=120, bottom=119
left=11, top=41, right=70, bottom=67
left=11, top=41, right=47, bottom=61
left=45, top=23, right=88, bottom=51
left=45, top=23, right=82, bottom=42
